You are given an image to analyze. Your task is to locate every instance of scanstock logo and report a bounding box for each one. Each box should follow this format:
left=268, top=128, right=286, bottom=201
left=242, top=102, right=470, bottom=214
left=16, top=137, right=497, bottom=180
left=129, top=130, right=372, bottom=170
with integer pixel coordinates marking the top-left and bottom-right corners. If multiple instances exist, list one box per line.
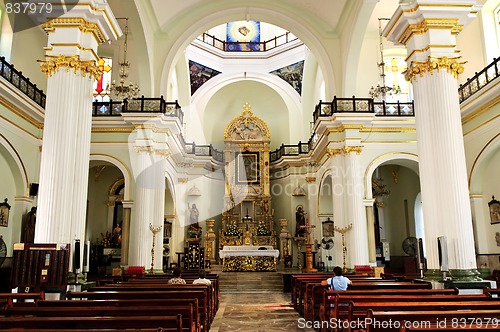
left=5, top=1, right=78, bottom=33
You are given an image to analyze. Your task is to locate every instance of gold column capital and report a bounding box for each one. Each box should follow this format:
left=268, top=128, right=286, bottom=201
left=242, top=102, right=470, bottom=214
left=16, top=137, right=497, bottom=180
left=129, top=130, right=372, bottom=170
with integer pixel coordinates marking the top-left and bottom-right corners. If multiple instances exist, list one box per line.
left=133, top=146, right=154, bottom=154
left=38, top=54, right=102, bottom=79
left=406, top=56, right=466, bottom=82
left=305, top=177, right=316, bottom=183
left=178, top=178, right=188, bottom=183
left=327, top=148, right=344, bottom=158
left=343, top=146, right=363, bottom=155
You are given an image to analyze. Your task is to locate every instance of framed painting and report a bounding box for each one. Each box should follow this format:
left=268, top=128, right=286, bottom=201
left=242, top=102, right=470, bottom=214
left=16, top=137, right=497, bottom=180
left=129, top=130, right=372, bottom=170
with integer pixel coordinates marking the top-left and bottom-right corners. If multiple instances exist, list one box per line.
left=235, top=152, right=259, bottom=184
left=489, top=196, right=500, bottom=224
left=0, top=198, right=10, bottom=227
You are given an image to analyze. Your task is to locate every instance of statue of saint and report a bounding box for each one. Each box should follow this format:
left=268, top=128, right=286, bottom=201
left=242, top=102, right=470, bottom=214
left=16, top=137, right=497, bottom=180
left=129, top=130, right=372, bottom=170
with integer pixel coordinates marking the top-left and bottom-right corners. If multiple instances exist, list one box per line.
left=295, top=205, right=306, bottom=237
left=188, top=203, right=202, bottom=238
left=22, top=207, right=36, bottom=243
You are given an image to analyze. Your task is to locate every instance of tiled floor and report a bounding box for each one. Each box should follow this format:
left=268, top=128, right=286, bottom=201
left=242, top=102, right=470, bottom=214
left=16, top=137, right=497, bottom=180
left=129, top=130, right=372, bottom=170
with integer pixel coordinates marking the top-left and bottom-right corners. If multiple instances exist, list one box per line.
left=209, top=267, right=315, bottom=331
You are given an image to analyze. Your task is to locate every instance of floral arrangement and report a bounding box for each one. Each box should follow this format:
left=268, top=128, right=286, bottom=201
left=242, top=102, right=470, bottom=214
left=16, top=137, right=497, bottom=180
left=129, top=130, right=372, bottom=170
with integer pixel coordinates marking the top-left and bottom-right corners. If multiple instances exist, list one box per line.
left=224, top=224, right=241, bottom=236
left=256, top=223, right=271, bottom=236
left=100, top=231, right=112, bottom=247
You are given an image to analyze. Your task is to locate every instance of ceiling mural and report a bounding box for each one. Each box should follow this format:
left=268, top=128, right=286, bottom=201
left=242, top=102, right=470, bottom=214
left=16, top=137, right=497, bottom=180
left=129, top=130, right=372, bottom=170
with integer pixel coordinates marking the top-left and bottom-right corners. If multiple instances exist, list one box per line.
left=189, top=60, right=221, bottom=95
left=270, top=61, right=304, bottom=95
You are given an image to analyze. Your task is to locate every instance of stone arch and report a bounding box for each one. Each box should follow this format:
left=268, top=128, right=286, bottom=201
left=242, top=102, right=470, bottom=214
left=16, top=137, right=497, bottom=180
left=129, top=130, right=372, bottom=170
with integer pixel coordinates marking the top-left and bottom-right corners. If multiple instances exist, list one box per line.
left=365, top=152, right=419, bottom=198
left=469, top=133, right=500, bottom=194
left=0, top=133, right=29, bottom=196
left=89, top=154, right=132, bottom=201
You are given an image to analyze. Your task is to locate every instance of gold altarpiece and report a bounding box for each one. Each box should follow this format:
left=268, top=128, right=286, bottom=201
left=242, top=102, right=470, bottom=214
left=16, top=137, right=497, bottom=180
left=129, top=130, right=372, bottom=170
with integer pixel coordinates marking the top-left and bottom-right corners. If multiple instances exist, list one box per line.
left=219, top=103, right=277, bottom=250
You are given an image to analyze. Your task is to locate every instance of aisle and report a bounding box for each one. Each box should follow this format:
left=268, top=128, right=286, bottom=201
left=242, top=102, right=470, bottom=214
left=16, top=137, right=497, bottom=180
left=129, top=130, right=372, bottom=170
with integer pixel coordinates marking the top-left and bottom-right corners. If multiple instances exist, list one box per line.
left=209, top=292, right=314, bottom=332
left=209, top=268, right=315, bottom=332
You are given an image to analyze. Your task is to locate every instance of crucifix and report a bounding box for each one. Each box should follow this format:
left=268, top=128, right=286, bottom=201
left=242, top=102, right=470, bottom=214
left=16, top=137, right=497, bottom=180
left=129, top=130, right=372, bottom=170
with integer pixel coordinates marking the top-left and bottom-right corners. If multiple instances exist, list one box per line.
left=300, top=218, right=317, bottom=273
left=149, top=223, right=163, bottom=274
left=334, top=223, right=352, bottom=273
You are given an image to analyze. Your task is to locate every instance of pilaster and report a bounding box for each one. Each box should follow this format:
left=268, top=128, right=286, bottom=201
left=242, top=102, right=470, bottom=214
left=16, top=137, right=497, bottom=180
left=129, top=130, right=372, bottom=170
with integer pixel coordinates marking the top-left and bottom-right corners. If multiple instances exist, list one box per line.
left=328, top=148, right=345, bottom=267
left=386, top=0, right=481, bottom=280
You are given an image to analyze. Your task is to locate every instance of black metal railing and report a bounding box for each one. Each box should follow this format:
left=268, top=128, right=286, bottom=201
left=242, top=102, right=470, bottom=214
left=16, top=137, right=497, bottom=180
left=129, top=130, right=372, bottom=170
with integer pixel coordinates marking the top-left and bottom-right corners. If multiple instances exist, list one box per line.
left=269, top=142, right=309, bottom=163
left=92, top=96, right=184, bottom=124
left=459, top=57, right=500, bottom=103
left=313, top=97, right=415, bottom=123
left=185, top=142, right=224, bottom=163
left=0, top=56, right=46, bottom=108
left=196, top=31, right=299, bottom=52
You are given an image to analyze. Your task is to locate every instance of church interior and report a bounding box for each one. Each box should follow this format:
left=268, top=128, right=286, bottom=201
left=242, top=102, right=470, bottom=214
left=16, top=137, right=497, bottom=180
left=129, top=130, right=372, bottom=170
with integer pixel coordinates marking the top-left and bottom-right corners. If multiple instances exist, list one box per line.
left=0, top=0, right=499, bottom=330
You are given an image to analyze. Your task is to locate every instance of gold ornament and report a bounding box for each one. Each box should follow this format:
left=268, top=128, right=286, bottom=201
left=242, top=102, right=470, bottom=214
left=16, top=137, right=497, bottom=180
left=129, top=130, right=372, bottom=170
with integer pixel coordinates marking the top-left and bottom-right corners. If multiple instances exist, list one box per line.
left=39, top=55, right=102, bottom=79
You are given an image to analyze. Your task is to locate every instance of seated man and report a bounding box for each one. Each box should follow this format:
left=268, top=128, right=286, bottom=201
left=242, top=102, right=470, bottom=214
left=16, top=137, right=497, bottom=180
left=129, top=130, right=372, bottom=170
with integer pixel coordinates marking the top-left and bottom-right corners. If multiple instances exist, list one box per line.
left=192, top=269, right=211, bottom=285
left=321, top=266, right=351, bottom=290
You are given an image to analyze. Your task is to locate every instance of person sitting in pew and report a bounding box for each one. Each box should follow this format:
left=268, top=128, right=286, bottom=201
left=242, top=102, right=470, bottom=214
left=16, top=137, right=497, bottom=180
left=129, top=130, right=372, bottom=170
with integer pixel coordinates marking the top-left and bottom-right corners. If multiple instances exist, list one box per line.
left=192, top=269, right=211, bottom=285
left=168, top=267, right=186, bottom=284
left=321, top=266, right=351, bottom=290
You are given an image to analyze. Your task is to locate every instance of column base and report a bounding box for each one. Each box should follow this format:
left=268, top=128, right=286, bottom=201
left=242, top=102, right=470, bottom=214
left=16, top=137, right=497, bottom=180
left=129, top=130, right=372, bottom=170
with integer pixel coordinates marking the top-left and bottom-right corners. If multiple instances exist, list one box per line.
left=424, top=268, right=482, bottom=281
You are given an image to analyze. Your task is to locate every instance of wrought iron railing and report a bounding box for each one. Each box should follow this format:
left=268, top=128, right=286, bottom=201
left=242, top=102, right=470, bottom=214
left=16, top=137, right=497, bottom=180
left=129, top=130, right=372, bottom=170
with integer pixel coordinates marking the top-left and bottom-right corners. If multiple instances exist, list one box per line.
left=92, top=96, right=184, bottom=124
left=185, top=143, right=224, bottom=163
left=313, top=97, right=414, bottom=123
left=269, top=142, right=310, bottom=163
left=0, top=56, right=46, bottom=108
left=459, top=57, right=500, bottom=103
left=196, top=31, right=299, bottom=52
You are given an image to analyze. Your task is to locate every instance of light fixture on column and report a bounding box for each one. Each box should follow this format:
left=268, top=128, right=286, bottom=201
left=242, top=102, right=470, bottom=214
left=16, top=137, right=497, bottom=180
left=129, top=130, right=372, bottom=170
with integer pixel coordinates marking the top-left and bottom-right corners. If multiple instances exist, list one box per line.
left=107, top=18, right=140, bottom=99
left=368, top=18, right=401, bottom=101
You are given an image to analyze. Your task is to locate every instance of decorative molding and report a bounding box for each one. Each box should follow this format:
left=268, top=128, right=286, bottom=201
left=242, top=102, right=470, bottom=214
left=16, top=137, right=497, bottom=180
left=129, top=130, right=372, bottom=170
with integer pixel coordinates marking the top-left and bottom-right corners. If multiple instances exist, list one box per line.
left=94, top=165, right=107, bottom=181
left=398, top=18, right=462, bottom=45
left=224, top=103, right=271, bottom=139
left=178, top=178, right=188, bottom=183
left=42, top=17, right=106, bottom=43
left=343, top=146, right=363, bottom=155
left=406, top=56, right=465, bottom=82
left=305, top=177, right=316, bottom=183
left=133, top=146, right=154, bottom=154
left=108, top=178, right=125, bottom=196
left=155, top=149, right=170, bottom=158
left=39, top=55, right=101, bottom=79
left=327, top=148, right=344, bottom=158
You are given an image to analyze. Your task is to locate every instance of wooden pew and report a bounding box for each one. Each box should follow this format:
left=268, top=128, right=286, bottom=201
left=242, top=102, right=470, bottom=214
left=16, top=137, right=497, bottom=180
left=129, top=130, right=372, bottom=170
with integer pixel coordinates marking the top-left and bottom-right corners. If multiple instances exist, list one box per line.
left=365, top=309, right=500, bottom=332
left=483, top=286, right=500, bottom=298
left=0, top=292, right=45, bottom=302
left=319, top=288, right=460, bottom=329
left=66, top=290, right=209, bottom=332
left=86, top=284, right=214, bottom=326
left=4, top=304, right=197, bottom=332
left=0, top=314, right=183, bottom=331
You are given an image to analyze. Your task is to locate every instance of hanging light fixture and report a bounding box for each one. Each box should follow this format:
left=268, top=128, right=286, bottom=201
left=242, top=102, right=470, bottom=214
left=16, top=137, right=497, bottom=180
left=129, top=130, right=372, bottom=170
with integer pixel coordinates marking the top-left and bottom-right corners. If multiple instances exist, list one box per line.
left=368, top=18, right=401, bottom=101
left=107, top=18, right=140, bottom=99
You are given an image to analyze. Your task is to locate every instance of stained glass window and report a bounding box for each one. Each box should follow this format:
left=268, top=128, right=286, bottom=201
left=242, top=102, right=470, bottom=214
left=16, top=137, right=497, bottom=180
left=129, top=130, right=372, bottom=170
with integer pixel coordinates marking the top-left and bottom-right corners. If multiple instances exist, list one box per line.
left=93, top=57, right=112, bottom=102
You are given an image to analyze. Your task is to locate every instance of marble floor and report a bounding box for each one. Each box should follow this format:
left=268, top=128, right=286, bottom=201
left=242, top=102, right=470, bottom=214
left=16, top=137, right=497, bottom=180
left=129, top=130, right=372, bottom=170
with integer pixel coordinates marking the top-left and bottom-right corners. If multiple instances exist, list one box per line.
left=209, top=268, right=315, bottom=332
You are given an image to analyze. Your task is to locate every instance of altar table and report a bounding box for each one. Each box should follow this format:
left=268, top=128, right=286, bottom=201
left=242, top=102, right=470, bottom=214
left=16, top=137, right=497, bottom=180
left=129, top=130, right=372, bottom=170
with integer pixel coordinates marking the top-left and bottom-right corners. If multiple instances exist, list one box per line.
left=219, top=245, right=279, bottom=272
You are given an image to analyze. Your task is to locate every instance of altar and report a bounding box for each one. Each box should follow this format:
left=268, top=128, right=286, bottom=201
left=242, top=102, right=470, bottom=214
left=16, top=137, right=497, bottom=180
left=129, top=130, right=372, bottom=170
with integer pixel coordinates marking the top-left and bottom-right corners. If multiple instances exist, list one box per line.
left=219, top=245, right=279, bottom=272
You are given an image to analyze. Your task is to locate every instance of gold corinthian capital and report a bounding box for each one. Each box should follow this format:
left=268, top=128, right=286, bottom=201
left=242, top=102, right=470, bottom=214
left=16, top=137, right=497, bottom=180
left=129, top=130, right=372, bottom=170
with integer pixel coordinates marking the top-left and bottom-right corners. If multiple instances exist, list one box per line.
left=405, top=56, right=465, bottom=82
left=39, top=55, right=102, bottom=79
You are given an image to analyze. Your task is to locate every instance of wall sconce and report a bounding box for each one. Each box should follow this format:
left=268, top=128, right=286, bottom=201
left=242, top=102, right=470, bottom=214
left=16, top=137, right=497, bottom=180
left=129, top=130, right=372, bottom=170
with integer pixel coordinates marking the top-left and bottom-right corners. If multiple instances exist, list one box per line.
left=187, top=185, right=201, bottom=196
left=292, top=185, right=306, bottom=196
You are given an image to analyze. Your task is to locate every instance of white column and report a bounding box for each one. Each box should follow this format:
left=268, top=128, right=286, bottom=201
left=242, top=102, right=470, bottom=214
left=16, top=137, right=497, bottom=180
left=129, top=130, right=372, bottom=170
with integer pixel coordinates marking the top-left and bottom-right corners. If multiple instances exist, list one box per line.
left=344, top=146, right=369, bottom=268
left=470, top=196, right=488, bottom=254
left=386, top=0, right=481, bottom=280
left=172, top=178, right=188, bottom=264
left=128, top=147, right=166, bottom=270
left=364, top=199, right=377, bottom=263
left=34, top=3, right=120, bottom=265
left=120, top=200, right=134, bottom=266
left=329, top=149, right=345, bottom=267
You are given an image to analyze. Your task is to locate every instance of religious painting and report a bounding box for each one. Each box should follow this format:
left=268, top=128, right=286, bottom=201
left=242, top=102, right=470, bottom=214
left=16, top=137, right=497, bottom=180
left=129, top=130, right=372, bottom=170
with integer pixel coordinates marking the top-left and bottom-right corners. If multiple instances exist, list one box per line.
left=271, top=60, right=304, bottom=95
left=226, top=21, right=260, bottom=51
left=489, top=196, right=500, bottom=224
left=0, top=198, right=11, bottom=227
left=235, top=152, right=259, bottom=184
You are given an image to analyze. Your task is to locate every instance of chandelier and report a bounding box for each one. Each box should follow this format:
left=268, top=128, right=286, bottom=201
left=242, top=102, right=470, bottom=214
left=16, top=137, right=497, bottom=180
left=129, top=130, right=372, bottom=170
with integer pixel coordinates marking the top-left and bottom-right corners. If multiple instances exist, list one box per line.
left=368, top=18, right=401, bottom=101
left=107, top=18, right=140, bottom=99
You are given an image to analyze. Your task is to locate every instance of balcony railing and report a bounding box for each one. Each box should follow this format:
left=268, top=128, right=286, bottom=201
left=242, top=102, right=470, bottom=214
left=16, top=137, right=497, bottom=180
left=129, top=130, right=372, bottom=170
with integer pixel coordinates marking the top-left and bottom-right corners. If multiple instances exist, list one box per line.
left=196, top=31, right=299, bottom=52
left=269, top=142, right=310, bottom=163
left=185, top=143, right=224, bottom=163
left=0, top=56, right=46, bottom=108
left=459, top=57, right=500, bottom=103
left=92, top=96, right=184, bottom=124
left=313, top=97, right=415, bottom=123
